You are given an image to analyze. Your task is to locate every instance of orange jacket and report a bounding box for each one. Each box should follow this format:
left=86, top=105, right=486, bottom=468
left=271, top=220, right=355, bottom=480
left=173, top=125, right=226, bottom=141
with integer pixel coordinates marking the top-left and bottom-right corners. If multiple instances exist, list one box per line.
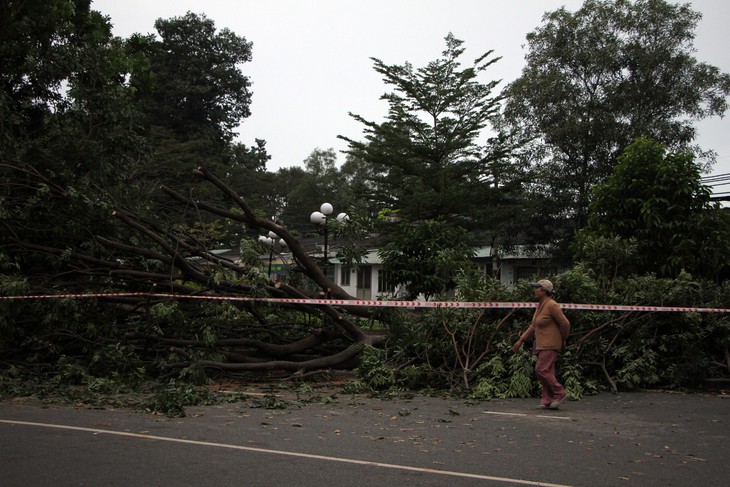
left=521, top=298, right=570, bottom=350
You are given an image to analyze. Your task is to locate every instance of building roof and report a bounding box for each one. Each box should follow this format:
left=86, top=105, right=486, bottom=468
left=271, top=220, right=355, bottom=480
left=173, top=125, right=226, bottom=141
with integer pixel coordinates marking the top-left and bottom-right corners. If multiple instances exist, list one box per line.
left=473, top=245, right=553, bottom=260
left=329, top=246, right=553, bottom=265
left=329, top=250, right=383, bottom=265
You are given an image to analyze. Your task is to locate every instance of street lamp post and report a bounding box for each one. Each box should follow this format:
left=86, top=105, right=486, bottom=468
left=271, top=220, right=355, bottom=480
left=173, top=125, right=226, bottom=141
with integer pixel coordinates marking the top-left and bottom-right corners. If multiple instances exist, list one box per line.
left=258, top=231, right=287, bottom=278
left=310, top=203, right=348, bottom=270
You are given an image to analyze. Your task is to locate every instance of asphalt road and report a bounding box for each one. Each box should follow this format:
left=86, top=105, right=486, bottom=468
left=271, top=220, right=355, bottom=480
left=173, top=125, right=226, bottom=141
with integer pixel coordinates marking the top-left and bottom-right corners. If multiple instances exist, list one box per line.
left=1, top=390, right=728, bottom=486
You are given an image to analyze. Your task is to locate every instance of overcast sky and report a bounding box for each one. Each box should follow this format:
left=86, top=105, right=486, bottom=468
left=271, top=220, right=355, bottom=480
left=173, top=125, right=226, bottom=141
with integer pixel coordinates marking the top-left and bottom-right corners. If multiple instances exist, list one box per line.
left=92, top=0, right=730, bottom=179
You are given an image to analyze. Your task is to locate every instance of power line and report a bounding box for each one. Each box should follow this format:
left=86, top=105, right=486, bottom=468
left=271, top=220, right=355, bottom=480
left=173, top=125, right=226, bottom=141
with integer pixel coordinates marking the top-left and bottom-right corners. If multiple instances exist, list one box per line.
left=701, top=172, right=730, bottom=181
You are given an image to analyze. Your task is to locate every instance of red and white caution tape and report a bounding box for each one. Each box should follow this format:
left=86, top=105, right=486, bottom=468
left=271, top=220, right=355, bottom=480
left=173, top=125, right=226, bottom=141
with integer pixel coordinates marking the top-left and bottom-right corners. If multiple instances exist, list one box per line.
left=0, top=292, right=729, bottom=313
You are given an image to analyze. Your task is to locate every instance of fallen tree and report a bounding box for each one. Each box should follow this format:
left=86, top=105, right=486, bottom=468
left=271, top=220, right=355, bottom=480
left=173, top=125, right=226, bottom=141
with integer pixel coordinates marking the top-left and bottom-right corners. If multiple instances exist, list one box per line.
left=0, top=165, right=385, bottom=382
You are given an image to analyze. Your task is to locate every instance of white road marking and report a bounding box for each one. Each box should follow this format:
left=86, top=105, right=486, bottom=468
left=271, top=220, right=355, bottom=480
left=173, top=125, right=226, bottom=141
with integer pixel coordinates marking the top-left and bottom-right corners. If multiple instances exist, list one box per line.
left=482, top=410, right=573, bottom=421
left=0, top=418, right=571, bottom=486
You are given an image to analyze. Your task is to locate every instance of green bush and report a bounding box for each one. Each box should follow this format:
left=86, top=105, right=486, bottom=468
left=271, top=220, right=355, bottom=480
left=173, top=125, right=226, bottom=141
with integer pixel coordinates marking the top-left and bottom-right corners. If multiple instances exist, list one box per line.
left=366, top=266, right=730, bottom=399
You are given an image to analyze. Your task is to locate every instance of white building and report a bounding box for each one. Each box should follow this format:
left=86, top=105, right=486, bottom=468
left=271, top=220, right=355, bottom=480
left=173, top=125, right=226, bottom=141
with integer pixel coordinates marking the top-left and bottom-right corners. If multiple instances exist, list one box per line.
left=329, top=246, right=563, bottom=300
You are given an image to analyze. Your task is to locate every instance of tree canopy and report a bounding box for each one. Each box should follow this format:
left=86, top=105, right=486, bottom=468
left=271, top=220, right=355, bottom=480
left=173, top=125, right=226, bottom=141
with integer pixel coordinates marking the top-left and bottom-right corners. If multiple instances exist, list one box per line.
left=503, top=0, right=730, bottom=235
left=577, top=137, right=730, bottom=280
left=340, top=33, right=521, bottom=232
left=127, top=12, right=254, bottom=200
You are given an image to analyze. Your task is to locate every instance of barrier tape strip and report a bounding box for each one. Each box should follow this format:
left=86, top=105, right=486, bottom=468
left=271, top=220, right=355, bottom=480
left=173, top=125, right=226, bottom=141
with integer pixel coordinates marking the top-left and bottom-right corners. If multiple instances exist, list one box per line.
left=0, top=292, right=728, bottom=313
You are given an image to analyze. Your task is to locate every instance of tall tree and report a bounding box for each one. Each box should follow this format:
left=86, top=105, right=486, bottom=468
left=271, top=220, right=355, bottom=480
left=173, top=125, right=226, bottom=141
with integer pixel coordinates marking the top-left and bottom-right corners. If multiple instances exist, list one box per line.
left=340, top=34, right=527, bottom=297
left=503, top=0, right=730, bottom=237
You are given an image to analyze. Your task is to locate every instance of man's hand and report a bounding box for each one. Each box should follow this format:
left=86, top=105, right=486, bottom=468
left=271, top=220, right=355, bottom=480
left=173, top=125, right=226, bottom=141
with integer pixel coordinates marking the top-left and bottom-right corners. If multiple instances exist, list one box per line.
left=511, top=339, right=523, bottom=353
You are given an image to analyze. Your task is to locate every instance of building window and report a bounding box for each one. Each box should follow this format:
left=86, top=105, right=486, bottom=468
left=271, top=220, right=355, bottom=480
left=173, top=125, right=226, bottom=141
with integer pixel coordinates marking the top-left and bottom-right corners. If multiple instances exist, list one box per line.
left=340, top=266, right=351, bottom=286
left=325, top=265, right=335, bottom=282
left=377, top=268, right=395, bottom=294
left=356, top=266, right=372, bottom=299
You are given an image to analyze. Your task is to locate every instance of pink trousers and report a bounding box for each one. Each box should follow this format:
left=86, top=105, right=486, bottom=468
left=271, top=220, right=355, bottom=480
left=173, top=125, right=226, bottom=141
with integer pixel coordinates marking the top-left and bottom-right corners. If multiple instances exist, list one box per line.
left=535, top=350, right=565, bottom=406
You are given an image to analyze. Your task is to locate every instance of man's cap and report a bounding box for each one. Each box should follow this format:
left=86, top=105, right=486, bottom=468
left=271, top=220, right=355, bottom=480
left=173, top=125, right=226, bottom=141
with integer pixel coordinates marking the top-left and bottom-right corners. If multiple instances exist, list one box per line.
left=531, top=279, right=554, bottom=292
